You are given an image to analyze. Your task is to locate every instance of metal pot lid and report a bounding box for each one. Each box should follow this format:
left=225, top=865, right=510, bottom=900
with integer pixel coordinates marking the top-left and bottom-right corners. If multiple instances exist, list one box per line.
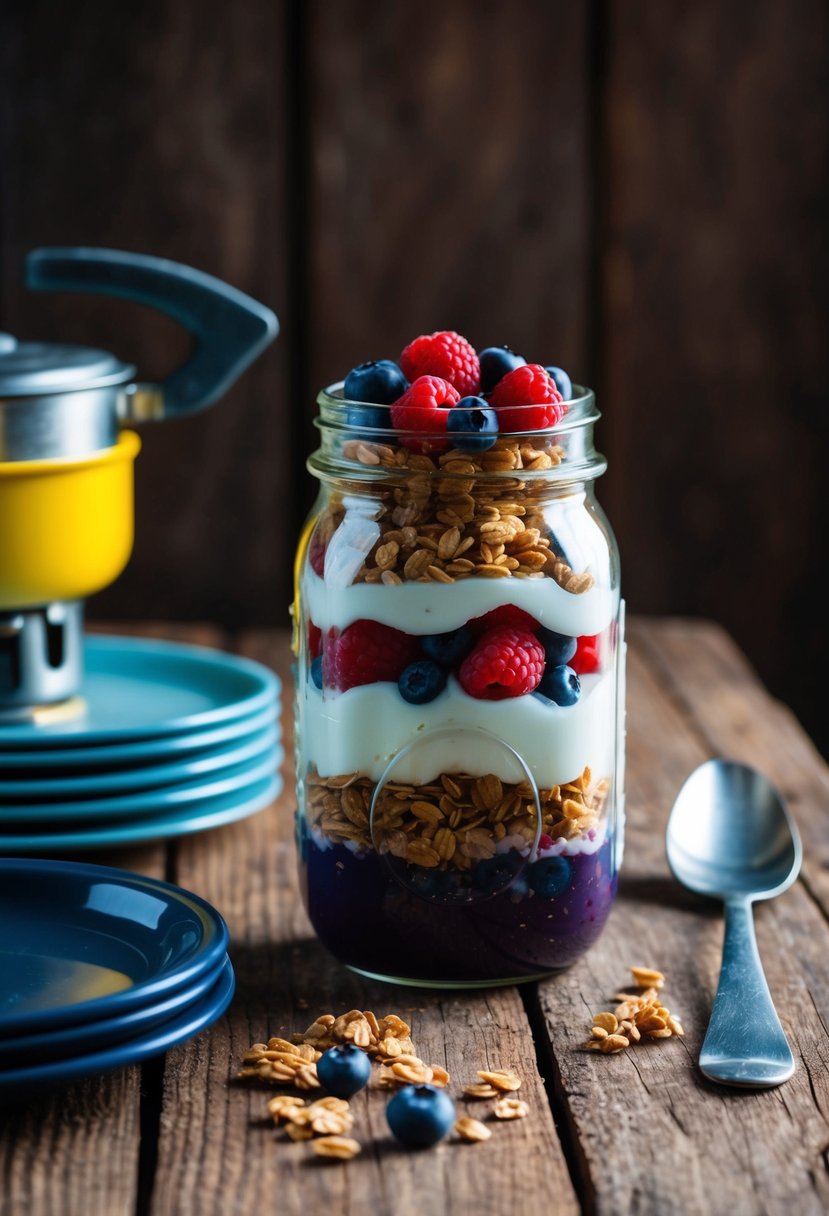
left=0, top=340, right=135, bottom=398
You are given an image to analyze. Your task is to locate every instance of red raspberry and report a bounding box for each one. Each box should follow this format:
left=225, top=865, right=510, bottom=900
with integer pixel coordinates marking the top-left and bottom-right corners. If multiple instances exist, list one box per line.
left=489, top=364, right=566, bottom=432
left=390, top=375, right=460, bottom=453
left=323, top=620, right=421, bottom=691
left=469, top=605, right=540, bottom=635
left=399, top=331, right=480, bottom=397
left=570, top=633, right=601, bottom=675
left=307, top=622, right=322, bottom=660
left=458, top=626, right=545, bottom=700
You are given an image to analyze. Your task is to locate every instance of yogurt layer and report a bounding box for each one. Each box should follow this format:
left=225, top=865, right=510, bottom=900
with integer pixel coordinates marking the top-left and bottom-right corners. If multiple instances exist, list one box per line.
left=302, top=567, right=615, bottom=638
left=301, top=668, right=617, bottom=787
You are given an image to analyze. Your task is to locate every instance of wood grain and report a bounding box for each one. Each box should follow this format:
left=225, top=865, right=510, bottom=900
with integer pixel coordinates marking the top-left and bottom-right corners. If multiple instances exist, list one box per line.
left=0, top=0, right=290, bottom=628
left=535, top=621, right=829, bottom=1215
left=148, top=630, right=578, bottom=1216
left=308, top=0, right=592, bottom=393
left=599, top=0, right=829, bottom=757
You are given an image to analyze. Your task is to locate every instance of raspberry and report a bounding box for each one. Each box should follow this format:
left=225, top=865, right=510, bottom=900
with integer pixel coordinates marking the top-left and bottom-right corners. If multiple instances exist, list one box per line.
left=570, top=633, right=601, bottom=675
left=323, top=620, right=421, bottom=691
left=458, top=626, right=545, bottom=700
left=488, top=363, right=566, bottom=432
left=389, top=375, right=460, bottom=454
left=399, top=331, right=480, bottom=397
left=308, top=621, right=322, bottom=660
left=469, top=605, right=540, bottom=635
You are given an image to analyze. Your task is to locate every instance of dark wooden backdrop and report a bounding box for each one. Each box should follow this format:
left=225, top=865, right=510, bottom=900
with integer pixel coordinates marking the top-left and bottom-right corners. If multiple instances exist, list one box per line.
left=2, top=0, right=828, bottom=756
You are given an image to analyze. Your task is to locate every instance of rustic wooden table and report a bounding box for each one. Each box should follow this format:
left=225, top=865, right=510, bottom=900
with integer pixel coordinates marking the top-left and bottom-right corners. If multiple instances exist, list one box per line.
left=2, top=618, right=829, bottom=1216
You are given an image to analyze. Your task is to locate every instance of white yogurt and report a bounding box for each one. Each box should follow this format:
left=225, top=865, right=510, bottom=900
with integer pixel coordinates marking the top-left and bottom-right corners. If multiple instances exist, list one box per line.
left=300, top=669, right=616, bottom=787
left=302, top=568, right=615, bottom=638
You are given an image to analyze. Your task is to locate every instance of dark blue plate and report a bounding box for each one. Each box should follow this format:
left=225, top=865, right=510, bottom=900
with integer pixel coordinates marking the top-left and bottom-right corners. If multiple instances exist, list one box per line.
left=0, top=956, right=235, bottom=1099
left=0, top=952, right=230, bottom=1064
left=0, top=859, right=229, bottom=1036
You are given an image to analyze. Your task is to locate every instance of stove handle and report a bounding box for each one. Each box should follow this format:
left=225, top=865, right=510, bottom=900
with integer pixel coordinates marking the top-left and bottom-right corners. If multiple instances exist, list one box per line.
left=25, top=247, right=278, bottom=421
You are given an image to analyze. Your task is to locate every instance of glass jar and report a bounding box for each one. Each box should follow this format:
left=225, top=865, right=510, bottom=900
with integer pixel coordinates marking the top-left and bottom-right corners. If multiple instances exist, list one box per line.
left=292, top=383, right=625, bottom=987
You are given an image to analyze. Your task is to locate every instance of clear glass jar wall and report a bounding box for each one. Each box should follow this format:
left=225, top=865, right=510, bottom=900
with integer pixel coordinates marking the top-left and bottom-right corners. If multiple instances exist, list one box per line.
left=293, top=385, right=625, bottom=986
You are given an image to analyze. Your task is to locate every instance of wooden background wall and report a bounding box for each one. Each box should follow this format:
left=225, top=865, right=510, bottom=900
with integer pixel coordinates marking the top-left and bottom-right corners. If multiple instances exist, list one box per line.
left=2, top=0, right=828, bottom=756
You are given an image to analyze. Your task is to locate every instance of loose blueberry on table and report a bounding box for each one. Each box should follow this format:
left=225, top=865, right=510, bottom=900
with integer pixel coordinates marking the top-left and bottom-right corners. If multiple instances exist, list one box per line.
left=386, top=1084, right=456, bottom=1148
left=316, top=1043, right=372, bottom=1098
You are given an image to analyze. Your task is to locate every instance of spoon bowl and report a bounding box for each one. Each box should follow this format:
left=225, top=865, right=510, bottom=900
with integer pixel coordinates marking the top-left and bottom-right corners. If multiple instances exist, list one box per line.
left=666, top=758, right=802, bottom=1088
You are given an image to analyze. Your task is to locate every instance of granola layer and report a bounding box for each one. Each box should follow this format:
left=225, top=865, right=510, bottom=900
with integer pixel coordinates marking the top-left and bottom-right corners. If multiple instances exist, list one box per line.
left=305, top=766, right=610, bottom=870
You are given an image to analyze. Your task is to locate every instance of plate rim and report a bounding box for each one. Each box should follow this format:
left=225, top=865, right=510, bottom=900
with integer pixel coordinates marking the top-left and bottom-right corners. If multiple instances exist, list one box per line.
left=0, top=858, right=230, bottom=1036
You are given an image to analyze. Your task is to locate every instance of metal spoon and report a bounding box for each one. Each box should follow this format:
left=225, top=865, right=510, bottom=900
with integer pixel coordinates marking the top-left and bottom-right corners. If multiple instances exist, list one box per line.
left=666, top=758, right=802, bottom=1088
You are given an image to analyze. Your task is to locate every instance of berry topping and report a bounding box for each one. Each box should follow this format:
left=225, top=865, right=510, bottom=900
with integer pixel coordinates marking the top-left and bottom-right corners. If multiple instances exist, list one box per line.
left=389, top=375, right=461, bottom=454
left=344, top=358, right=409, bottom=404
left=446, top=396, right=498, bottom=453
left=537, top=627, right=577, bottom=667
left=489, top=363, right=566, bottom=433
left=529, top=855, right=572, bottom=897
left=537, top=663, right=581, bottom=706
left=323, top=620, right=421, bottom=692
left=571, top=634, right=601, bottom=675
left=399, top=331, right=480, bottom=397
left=398, top=660, right=447, bottom=704
left=469, top=605, right=540, bottom=635
left=478, top=345, right=526, bottom=392
left=458, top=626, right=545, bottom=700
left=307, top=621, right=322, bottom=660
left=386, top=1084, right=456, bottom=1148
left=316, top=1044, right=372, bottom=1098
left=422, top=626, right=475, bottom=667
left=310, top=655, right=323, bottom=689
left=545, top=365, right=572, bottom=401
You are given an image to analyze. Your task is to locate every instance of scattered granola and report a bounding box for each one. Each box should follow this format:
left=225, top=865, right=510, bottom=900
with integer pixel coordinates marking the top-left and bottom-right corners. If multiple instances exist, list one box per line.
left=493, top=1098, right=529, bottom=1120
left=583, top=969, right=684, bottom=1055
left=310, top=1136, right=362, bottom=1160
left=455, top=1116, right=492, bottom=1142
left=477, top=1069, right=522, bottom=1092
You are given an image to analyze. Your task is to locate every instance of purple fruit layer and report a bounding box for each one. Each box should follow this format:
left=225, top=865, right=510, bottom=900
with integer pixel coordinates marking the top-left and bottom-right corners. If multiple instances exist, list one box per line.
left=298, top=831, right=618, bottom=983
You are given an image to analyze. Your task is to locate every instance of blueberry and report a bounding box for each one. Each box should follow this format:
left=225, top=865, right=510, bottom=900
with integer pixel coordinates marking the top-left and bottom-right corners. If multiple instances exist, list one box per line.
left=344, top=359, right=409, bottom=404
left=343, top=401, right=389, bottom=430
left=537, top=663, right=581, bottom=706
left=316, top=1043, right=372, bottom=1098
left=398, top=660, right=447, bottom=704
left=537, top=627, right=577, bottom=667
left=447, top=397, right=498, bottom=453
left=472, top=851, right=522, bottom=894
left=529, top=855, right=572, bottom=898
left=479, top=346, right=526, bottom=392
left=422, top=626, right=474, bottom=668
left=545, top=365, right=572, bottom=400
left=386, top=1084, right=456, bottom=1148
left=310, top=655, right=324, bottom=689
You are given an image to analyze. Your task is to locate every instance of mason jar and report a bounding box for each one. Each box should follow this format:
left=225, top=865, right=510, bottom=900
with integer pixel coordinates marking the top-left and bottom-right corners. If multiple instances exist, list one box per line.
left=292, top=382, right=625, bottom=987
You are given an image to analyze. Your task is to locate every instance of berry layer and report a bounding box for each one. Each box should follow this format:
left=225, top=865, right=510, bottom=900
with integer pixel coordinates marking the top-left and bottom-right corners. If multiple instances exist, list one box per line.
left=299, top=668, right=616, bottom=787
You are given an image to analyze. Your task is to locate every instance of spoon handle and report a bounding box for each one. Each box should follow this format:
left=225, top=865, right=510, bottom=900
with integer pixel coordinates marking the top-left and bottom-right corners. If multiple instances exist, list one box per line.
left=699, top=897, right=795, bottom=1087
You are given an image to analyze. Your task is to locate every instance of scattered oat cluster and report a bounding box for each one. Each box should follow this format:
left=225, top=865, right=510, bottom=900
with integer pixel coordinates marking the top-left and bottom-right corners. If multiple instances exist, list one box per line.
left=307, top=767, right=606, bottom=866
left=583, top=967, right=685, bottom=1055
left=237, top=1008, right=528, bottom=1161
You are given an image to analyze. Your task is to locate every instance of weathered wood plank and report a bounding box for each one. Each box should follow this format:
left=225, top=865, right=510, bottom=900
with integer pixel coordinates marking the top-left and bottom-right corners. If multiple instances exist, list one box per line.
left=308, top=0, right=592, bottom=394
left=535, top=624, right=829, bottom=1216
left=149, top=629, right=579, bottom=1216
left=0, top=0, right=290, bottom=627
left=600, top=0, right=829, bottom=758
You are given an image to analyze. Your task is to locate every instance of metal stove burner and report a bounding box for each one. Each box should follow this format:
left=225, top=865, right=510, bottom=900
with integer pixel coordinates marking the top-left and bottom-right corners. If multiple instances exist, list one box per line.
left=0, top=602, right=84, bottom=719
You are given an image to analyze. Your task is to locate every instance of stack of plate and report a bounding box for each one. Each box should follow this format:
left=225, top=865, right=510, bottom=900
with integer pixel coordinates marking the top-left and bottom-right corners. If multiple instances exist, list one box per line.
left=0, top=859, right=234, bottom=1097
left=0, top=635, right=282, bottom=852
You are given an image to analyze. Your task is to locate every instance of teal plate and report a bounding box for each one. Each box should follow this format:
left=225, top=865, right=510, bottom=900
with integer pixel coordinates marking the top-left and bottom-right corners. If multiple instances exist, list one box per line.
left=0, top=724, right=279, bottom=800
left=0, top=772, right=281, bottom=851
left=0, top=746, right=283, bottom=821
left=0, top=704, right=278, bottom=770
left=0, top=635, right=280, bottom=749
